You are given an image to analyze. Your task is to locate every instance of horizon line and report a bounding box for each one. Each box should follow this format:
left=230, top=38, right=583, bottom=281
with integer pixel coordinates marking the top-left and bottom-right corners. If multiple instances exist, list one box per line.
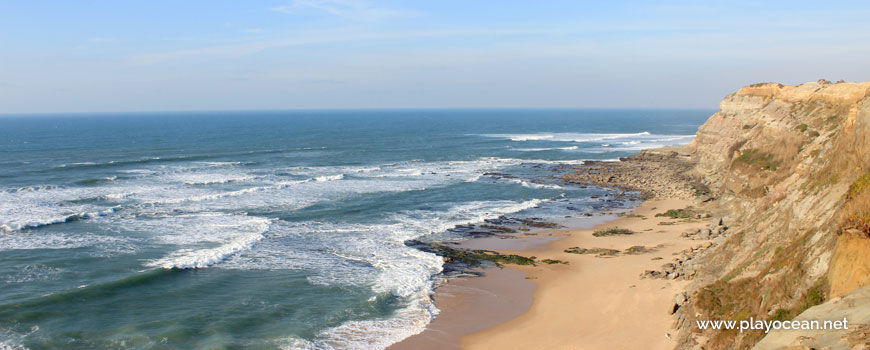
left=0, top=106, right=719, bottom=117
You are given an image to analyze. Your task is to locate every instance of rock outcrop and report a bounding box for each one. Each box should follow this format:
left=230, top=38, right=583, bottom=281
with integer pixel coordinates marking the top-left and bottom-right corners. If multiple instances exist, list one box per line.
left=562, top=148, right=700, bottom=199
left=754, top=286, right=870, bottom=350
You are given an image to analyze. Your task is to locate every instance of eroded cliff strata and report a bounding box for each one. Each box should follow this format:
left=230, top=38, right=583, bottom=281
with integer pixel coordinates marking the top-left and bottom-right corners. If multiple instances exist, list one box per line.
left=675, top=80, right=870, bottom=349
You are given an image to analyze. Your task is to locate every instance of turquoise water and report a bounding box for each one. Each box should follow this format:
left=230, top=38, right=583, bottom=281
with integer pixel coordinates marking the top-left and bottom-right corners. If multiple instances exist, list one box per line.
left=0, top=109, right=710, bottom=349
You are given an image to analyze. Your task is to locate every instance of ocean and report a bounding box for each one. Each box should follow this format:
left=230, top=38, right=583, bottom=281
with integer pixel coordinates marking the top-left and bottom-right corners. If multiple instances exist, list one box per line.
left=0, top=109, right=710, bottom=349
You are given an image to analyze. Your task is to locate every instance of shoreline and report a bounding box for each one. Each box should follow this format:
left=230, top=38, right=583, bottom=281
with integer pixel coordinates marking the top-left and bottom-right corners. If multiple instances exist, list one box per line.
left=394, top=196, right=709, bottom=349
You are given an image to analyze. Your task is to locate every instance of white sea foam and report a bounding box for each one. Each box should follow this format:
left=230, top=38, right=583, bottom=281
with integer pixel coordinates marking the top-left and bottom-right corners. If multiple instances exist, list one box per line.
left=55, top=162, right=96, bottom=168
left=504, top=178, right=566, bottom=190
left=181, top=175, right=257, bottom=185
left=291, top=292, right=437, bottom=350
left=0, top=156, right=570, bottom=238
left=3, top=265, right=64, bottom=283
left=146, top=231, right=265, bottom=269
left=0, top=231, right=129, bottom=251
left=314, top=174, right=345, bottom=182
left=509, top=145, right=579, bottom=151
left=480, top=132, right=696, bottom=153
left=118, top=169, right=155, bottom=174
left=141, top=214, right=272, bottom=269
left=481, top=131, right=653, bottom=143
left=225, top=199, right=545, bottom=349
left=589, top=135, right=695, bottom=152
left=0, top=326, right=35, bottom=350
left=499, top=134, right=554, bottom=141
left=0, top=197, right=119, bottom=232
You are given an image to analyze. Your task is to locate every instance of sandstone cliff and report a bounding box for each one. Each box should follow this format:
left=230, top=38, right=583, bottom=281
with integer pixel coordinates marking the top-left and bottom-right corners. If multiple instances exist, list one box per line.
left=672, top=81, right=870, bottom=349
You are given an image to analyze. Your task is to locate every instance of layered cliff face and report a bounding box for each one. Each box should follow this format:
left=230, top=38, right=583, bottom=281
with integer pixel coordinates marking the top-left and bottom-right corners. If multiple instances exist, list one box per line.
left=675, top=81, right=870, bottom=349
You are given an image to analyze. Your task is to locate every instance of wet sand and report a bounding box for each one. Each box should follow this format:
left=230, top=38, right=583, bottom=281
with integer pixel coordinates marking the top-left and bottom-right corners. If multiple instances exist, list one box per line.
left=388, top=268, right=535, bottom=350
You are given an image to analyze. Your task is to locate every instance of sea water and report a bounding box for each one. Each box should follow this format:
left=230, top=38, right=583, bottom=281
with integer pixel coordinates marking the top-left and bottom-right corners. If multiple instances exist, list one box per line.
left=0, top=109, right=710, bottom=349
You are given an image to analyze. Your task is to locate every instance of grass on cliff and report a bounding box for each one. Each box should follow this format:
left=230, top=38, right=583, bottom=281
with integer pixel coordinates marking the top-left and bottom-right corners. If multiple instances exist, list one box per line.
left=841, top=173, right=870, bottom=235
left=694, top=228, right=829, bottom=349
left=770, top=280, right=827, bottom=321
left=749, top=82, right=784, bottom=88
left=592, top=227, right=634, bottom=237
left=733, top=149, right=781, bottom=171
left=848, top=173, right=870, bottom=198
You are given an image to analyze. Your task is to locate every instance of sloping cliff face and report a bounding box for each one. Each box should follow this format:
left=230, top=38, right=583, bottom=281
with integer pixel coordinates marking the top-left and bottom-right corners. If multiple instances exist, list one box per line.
left=674, top=81, right=870, bottom=349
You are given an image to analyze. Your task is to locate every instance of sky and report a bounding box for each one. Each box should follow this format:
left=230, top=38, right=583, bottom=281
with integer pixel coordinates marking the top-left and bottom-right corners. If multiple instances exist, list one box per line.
left=1, top=0, right=869, bottom=113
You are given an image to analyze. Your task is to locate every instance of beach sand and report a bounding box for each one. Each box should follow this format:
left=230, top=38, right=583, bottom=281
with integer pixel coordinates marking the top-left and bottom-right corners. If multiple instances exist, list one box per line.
left=398, top=198, right=707, bottom=350
left=389, top=267, right=535, bottom=350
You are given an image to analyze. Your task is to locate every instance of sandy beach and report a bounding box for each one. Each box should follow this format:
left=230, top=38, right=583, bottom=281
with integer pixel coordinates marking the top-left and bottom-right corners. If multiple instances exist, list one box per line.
left=396, top=198, right=708, bottom=350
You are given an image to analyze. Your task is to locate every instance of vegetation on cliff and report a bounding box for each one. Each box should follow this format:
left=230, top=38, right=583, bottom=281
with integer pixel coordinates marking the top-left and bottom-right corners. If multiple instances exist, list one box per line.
left=842, top=173, right=870, bottom=235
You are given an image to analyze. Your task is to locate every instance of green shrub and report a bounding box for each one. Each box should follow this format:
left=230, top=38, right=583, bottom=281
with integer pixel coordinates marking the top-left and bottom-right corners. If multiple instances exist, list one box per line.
left=734, top=149, right=780, bottom=171
left=849, top=173, right=870, bottom=199
left=655, top=208, right=696, bottom=218
left=771, top=308, right=791, bottom=321
left=796, top=124, right=808, bottom=132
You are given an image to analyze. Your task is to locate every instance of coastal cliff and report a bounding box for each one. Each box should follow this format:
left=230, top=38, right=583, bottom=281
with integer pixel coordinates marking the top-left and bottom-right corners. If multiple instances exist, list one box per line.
left=673, top=81, right=870, bottom=349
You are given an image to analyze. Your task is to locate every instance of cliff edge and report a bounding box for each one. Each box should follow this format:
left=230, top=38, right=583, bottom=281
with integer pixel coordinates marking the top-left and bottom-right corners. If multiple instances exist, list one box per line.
left=672, top=80, right=870, bottom=349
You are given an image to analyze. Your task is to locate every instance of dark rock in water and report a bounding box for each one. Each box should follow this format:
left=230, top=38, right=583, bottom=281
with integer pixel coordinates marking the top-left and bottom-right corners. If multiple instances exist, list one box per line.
left=482, top=172, right=514, bottom=179
left=404, top=239, right=429, bottom=249
left=479, top=224, right=517, bottom=233
left=566, top=206, right=578, bottom=211
left=484, top=218, right=514, bottom=226
left=516, top=218, right=560, bottom=228
left=409, top=242, right=538, bottom=268
left=467, top=231, right=496, bottom=238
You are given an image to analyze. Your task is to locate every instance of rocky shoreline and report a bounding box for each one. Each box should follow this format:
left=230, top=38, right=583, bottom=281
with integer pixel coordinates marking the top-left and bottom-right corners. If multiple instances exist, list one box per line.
left=403, top=162, right=641, bottom=274
left=562, top=147, right=703, bottom=200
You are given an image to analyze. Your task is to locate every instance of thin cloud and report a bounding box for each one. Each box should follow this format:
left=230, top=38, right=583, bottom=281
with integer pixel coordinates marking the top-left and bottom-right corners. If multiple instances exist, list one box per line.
left=244, top=28, right=264, bottom=33
left=269, top=0, right=415, bottom=21
left=128, top=28, right=553, bottom=65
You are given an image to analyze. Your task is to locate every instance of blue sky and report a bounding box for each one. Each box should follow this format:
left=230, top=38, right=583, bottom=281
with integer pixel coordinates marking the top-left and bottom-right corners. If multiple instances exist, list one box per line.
left=1, top=0, right=869, bottom=113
